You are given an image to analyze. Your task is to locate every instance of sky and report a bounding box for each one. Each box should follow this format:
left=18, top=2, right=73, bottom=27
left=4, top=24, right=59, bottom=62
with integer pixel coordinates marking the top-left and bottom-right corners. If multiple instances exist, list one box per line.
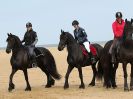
left=0, top=0, right=133, bottom=47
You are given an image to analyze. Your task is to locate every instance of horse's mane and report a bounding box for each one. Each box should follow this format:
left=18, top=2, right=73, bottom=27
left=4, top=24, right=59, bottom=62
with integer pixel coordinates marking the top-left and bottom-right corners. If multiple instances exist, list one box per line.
left=13, top=35, right=21, bottom=44
left=63, top=32, right=77, bottom=43
left=122, top=19, right=133, bottom=41
left=64, top=32, right=74, bottom=38
left=9, top=34, right=22, bottom=47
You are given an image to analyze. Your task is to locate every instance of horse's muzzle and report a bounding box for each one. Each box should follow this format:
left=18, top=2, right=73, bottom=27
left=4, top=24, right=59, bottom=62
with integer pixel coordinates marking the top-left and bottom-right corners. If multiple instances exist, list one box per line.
left=6, top=48, right=11, bottom=54
left=58, top=45, right=65, bottom=51
left=58, top=46, right=62, bottom=51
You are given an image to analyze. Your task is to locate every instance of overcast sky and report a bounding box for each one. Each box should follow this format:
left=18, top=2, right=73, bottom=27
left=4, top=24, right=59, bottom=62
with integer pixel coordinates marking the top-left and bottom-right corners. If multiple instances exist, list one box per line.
left=0, top=0, right=133, bottom=47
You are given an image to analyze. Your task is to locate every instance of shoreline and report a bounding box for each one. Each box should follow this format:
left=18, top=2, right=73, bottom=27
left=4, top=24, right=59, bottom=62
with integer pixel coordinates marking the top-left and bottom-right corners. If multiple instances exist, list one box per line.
left=0, top=41, right=106, bottom=50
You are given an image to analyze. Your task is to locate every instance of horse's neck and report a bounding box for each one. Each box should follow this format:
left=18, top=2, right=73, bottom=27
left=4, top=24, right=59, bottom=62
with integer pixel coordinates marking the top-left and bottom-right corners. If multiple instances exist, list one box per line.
left=66, top=41, right=81, bottom=56
left=119, top=39, right=133, bottom=54
left=67, top=43, right=76, bottom=52
left=123, top=27, right=133, bottom=41
left=12, top=45, right=23, bottom=55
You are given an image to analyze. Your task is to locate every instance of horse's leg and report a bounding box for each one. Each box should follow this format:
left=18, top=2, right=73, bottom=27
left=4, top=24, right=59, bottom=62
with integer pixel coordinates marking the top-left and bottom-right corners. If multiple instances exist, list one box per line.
left=46, top=75, right=55, bottom=87
left=64, top=65, right=74, bottom=89
left=122, top=62, right=129, bottom=91
left=103, top=66, right=111, bottom=88
left=23, top=69, right=31, bottom=91
left=111, top=63, right=118, bottom=88
left=39, top=67, right=55, bottom=88
left=130, top=63, right=133, bottom=91
left=78, top=67, right=85, bottom=89
left=89, top=64, right=97, bottom=86
left=8, top=68, right=18, bottom=92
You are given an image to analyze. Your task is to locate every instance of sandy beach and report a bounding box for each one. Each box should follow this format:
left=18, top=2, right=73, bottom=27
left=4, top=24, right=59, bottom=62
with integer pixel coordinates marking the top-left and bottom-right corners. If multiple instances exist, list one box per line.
left=0, top=47, right=133, bottom=99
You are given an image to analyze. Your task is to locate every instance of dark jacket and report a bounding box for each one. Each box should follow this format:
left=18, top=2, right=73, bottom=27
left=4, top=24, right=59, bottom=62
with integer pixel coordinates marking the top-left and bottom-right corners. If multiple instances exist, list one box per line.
left=22, top=29, right=38, bottom=46
left=74, top=27, right=88, bottom=44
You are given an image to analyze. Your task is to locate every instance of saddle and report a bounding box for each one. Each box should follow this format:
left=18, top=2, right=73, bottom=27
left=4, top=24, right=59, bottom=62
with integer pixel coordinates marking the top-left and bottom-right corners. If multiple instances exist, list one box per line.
left=80, top=44, right=97, bottom=56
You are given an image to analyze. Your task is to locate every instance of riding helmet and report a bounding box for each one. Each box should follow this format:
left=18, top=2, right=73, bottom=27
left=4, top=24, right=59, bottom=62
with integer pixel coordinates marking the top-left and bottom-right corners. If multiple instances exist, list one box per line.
left=26, top=22, right=32, bottom=27
left=72, top=20, right=79, bottom=26
left=115, top=12, right=122, bottom=18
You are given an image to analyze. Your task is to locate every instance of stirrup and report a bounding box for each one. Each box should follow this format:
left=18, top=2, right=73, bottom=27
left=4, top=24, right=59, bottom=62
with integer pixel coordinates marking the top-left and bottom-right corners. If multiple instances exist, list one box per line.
left=91, top=58, right=96, bottom=64
left=32, top=63, right=37, bottom=68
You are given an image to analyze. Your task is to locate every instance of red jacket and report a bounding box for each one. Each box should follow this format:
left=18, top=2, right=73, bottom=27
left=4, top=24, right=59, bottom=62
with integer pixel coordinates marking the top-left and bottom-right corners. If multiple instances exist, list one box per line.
left=112, top=19, right=125, bottom=38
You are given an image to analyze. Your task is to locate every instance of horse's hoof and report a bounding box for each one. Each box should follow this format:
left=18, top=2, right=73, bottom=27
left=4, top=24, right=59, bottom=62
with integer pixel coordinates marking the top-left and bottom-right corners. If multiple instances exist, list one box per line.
left=130, top=86, right=133, bottom=91
left=106, top=85, right=111, bottom=89
left=124, top=87, right=129, bottom=92
left=112, top=85, right=117, bottom=89
left=79, top=84, right=85, bottom=89
left=89, top=82, right=95, bottom=86
left=45, top=84, right=52, bottom=88
left=25, top=87, right=31, bottom=91
left=106, top=83, right=111, bottom=89
left=8, top=87, right=14, bottom=92
left=64, top=84, right=69, bottom=89
left=8, top=83, right=15, bottom=92
left=112, top=86, right=117, bottom=89
left=50, top=79, right=55, bottom=86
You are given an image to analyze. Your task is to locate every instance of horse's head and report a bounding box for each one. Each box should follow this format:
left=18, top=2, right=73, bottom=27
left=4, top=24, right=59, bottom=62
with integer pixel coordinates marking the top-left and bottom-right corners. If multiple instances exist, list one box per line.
left=58, top=30, right=68, bottom=51
left=124, top=19, right=133, bottom=40
left=6, top=33, right=21, bottom=54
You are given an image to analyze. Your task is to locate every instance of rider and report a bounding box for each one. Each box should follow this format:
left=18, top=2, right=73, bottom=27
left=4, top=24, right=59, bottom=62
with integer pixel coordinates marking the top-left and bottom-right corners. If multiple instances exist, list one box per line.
left=72, top=20, right=96, bottom=64
left=109, top=12, right=125, bottom=63
left=22, top=22, right=38, bottom=67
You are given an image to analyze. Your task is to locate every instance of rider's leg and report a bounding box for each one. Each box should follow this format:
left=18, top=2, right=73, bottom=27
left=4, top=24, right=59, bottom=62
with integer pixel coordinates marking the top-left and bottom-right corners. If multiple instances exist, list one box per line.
left=83, top=41, right=90, bottom=53
left=111, top=39, right=117, bottom=63
left=83, top=42, right=96, bottom=64
left=28, top=46, right=37, bottom=67
left=116, top=39, right=121, bottom=54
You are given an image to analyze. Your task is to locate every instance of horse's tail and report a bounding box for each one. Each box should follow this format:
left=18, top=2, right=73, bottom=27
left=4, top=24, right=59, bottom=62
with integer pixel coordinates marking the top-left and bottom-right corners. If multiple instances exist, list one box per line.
left=91, top=43, right=104, bottom=80
left=45, top=56, right=61, bottom=80
left=96, top=61, right=103, bottom=81
left=34, top=48, right=61, bottom=80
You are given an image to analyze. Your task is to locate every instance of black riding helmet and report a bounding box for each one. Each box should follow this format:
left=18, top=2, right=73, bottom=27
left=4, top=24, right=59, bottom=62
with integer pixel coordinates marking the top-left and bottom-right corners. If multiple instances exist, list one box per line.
left=116, top=12, right=122, bottom=18
left=72, top=20, right=79, bottom=26
left=26, top=22, right=32, bottom=28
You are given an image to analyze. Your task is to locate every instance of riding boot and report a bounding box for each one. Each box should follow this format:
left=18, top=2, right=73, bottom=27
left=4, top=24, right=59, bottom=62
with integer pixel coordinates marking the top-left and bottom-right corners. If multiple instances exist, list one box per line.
left=111, top=54, right=116, bottom=64
left=30, top=56, right=37, bottom=68
left=32, top=58, right=37, bottom=68
left=90, top=53, right=96, bottom=64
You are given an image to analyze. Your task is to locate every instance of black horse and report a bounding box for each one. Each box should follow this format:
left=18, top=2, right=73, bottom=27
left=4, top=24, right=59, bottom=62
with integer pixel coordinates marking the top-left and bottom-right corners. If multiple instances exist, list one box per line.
left=97, top=43, right=116, bottom=88
left=6, top=33, right=61, bottom=92
left=58, top=30, right=103, bottom=89
left=97, top=19, right=133, bottom=91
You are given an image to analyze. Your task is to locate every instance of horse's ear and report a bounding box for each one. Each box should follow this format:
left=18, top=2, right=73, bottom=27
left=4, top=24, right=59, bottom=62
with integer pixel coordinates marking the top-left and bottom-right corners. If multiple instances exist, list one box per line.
left=7, top=33, right=10, bottom=36
left=61, top=29, right=65, bottom=35
left=131, top=18, right=133, bottom=24
left=10, top=33, right=13, bottom=36
left=61, top=29, right=64, bottom=33
left=125, top=19, right=127, bottom=22
left=61, top=30, right=65, bottom=35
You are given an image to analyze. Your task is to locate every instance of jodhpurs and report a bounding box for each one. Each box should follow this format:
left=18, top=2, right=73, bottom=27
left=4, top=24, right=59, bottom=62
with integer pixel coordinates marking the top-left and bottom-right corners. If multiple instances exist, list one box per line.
left=83, top=41, right=90, bottom=53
